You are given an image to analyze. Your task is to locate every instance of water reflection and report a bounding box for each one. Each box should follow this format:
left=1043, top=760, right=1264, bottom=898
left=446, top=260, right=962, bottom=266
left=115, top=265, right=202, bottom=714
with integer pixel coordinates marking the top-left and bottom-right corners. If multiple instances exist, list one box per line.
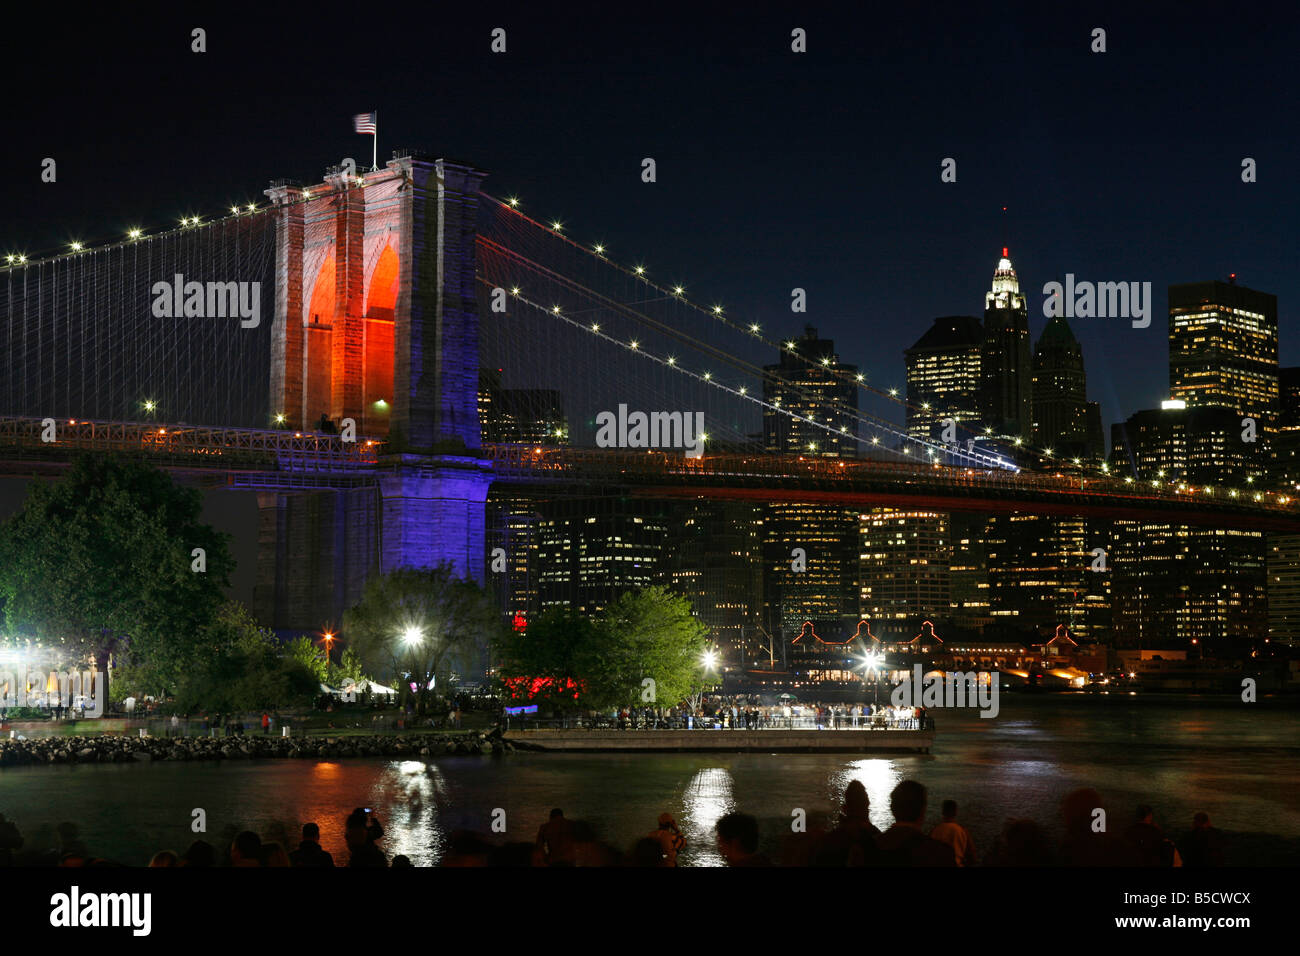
left=832, top=759, right=902, bottom=833
left=371, top=760, right=450, bottom=866
left=682, top=767, right=734, bottom=866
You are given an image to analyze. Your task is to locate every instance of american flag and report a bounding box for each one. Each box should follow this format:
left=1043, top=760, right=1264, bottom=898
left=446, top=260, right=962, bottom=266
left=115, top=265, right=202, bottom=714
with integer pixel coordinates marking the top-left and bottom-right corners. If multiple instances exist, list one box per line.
left=353, top=112, right=377, bottom=135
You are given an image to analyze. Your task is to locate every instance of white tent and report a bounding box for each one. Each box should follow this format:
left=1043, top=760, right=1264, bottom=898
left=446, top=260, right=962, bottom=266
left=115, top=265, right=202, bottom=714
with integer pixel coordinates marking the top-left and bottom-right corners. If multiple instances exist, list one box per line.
left=339, top=679, right=398, bottom=701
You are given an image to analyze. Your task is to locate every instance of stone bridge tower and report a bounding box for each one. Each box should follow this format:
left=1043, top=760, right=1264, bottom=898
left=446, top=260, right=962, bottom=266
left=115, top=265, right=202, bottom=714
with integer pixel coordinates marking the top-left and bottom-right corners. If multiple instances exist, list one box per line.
left=254, top=153, right=493, bottom=630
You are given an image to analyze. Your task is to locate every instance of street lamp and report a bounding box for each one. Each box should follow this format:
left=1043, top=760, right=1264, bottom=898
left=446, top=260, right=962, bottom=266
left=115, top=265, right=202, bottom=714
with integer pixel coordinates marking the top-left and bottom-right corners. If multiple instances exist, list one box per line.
left=860, top=650, right=883, bottom=705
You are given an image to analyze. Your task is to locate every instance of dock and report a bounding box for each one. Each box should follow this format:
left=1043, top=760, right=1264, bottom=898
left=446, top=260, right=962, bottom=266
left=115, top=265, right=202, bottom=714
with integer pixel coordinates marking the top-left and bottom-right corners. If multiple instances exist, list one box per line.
left=503, top=728, right=934, bottom=753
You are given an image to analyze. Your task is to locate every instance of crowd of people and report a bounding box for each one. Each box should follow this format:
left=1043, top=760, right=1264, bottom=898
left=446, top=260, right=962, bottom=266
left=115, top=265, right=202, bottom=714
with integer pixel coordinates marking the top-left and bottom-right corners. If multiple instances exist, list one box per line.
left=0, top=780, right=1227, bottom=867
left=556, top=698, right=934, bottom=731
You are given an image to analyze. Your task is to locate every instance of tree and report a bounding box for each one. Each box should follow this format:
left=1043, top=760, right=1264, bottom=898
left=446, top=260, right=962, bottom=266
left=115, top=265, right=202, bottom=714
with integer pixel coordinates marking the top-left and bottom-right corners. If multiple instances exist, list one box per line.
left=285, top=635, right=330, bottom=684
left=590, top=587, right=711, bottom=710
left=492, top=587, right=711, bottom=711
left=0, top=455, right=233, bottom=695
left=172, top=602, right=318, bottom=713
left=492, top=608, right=599, bottom=710
left=342, top=564, right=501, bottom=715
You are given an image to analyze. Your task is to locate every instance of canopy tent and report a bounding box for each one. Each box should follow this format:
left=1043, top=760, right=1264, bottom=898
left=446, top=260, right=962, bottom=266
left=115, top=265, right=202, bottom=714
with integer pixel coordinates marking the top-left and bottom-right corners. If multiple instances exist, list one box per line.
left=337, top=679, right=398, bottom=701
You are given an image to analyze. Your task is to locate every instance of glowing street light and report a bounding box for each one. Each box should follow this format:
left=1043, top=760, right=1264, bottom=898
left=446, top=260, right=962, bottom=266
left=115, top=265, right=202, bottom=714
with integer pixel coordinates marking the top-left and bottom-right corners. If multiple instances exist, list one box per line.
left=401, top=627, right=423, bottom=649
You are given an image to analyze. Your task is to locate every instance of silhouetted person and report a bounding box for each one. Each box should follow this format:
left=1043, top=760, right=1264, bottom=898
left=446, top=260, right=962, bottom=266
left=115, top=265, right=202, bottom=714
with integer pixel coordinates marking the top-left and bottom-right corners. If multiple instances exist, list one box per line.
left=876, top=780, right=954, bottom=867
left=391, top=855, right=413, bottom=868
left=715, top=812, right=771, bottom=866
left=1179, top=812, right=1226, bottom=867
left=929, top=799, right=976, bottom=867
left=814, top=780, right=882, bottom=866
left=149, top=850, right=179, bottom=867
left=181, top=840, right=215, bottom=867
left=290, top=823, right=335, bottom=867
left=1124, top=804, right=1180, bottom=867
left=0, top=813, right=22, bottom=867
left=987, top=818, right=1053, bottom=866
left=1059, top=788, right=1135, bottom=866
left=535, top=808, right=576, bottom=866
left=229, top=831, right=262, bottom=867
left=629, top=837, right=668, bottom=867
left=344, top=810, right=387, bottom=867
left=646, top=812, right=686, bottom=866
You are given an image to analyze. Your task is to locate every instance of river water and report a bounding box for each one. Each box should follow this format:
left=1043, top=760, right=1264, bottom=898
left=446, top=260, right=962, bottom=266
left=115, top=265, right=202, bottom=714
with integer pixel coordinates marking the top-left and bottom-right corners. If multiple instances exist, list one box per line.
left=2, top=694, right=1298, bottom=866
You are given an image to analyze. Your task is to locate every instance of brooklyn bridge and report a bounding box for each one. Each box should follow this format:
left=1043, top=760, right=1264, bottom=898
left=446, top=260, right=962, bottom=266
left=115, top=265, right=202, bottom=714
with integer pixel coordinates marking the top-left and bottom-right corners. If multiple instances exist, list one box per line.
left=2, top=151, right=1293, bottom=633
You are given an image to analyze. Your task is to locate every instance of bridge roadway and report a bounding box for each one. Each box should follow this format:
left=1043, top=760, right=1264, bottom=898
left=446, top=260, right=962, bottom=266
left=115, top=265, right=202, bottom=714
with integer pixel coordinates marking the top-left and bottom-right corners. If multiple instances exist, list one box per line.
left=0, top=417, right=1296, bottom=531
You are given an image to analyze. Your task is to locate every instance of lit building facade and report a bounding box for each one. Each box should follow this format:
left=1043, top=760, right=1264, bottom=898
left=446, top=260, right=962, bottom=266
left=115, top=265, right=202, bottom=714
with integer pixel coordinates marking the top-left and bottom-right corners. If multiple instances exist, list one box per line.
left=763, top=325, right=859, bottom=457
left=859, top=508, right=951, bottom=641
left=904, top=315, right=983, bottom=443
left=1031, top=314, right=1104, bottom=463
left=1168, top=280, right=1278, bottom=429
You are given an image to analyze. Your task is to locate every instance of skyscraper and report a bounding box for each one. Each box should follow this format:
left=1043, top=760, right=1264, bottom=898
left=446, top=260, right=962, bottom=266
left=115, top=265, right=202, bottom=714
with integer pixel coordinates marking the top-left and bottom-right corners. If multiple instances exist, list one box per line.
left=904, top=315, right=983, bottom=443
left=1032, top=315, right=1103, bottom=462
left=762, top=328, right=860, bottom=642
left=980, top=249, right=1033, bottom=440
left=859, top=509, right=951, bottom=641
left=763, top=325, right=859, bottom=457
left=1168, top=279, right=1278, bottom=426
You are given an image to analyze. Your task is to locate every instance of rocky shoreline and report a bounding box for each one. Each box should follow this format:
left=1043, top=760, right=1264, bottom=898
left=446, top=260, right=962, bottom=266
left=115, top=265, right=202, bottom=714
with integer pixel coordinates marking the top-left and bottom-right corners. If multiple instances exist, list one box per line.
left=0, top=728, right=530, bottom=767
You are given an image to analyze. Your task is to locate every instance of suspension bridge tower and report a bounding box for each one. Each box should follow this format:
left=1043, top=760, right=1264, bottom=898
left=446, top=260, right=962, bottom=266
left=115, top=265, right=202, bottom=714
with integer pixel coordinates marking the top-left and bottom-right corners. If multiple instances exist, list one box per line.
left=254, top=152, right=493, bottom=629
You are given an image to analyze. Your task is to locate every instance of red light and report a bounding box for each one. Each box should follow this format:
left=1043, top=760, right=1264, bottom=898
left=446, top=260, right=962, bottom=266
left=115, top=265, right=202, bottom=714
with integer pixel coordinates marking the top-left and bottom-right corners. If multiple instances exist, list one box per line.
left=1002, top=246, right=1008, bottom=257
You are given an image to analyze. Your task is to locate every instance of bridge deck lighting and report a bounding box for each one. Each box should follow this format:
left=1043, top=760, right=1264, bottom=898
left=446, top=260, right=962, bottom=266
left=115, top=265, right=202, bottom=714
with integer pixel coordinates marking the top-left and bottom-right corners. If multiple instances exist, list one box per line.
left=551, top=305, right=561, bottom=314
left=634, top=265, right=645, bottom=275
left=855, top=374, right=864, bottom=382
left=871, top=437, right=880, bottom=444
left=738, top=386, right=747, bottom=395
left=231, top=206, right=240, bottom=214
left=511, top=286, right=520, bottom=295
left=889, top=388, right=898, bottom=397
left=302, top=190, right=311, bottom=199
left=246, top=203, right=256, bottom=212
left=629, top=340, right=639, bottom=349
left=507, top=197, right=519, bottom=207
left=703, top=372, right=711, bottom=380
left=551, top=221, right=563, bottom=231
left=4, top=255, right=12, bottom=264
left=667, top=356, right=676, bottom=366
left=674, top=285, right=684, bottom=295
left=128, top=228, right=142, bottom=239
left=593, top=243, right=604, bottom=254
left=713, top=305, right=723, bottom=314
left=591, top=322, right=600, bottom=332
left=749, top=323, right=760, bottom=333
left=69, top=241, right=83, bottom=252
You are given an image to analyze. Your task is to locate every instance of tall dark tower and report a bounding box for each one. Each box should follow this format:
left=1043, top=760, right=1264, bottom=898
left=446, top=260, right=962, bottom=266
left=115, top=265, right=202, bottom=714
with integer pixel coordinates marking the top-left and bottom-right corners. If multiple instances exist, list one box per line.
left=1032, top=314, right=1100, bottom=459
left=980, top=249, right=1032, bottom=439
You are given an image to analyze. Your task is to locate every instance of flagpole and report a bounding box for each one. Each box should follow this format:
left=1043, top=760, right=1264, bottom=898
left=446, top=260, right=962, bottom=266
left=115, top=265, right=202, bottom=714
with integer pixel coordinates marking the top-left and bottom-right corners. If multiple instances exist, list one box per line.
left=372, top=110, right=378, bottom=172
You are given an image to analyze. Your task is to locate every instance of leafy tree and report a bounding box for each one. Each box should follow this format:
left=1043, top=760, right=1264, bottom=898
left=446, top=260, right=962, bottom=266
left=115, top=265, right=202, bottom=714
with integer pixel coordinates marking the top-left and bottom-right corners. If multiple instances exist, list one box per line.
left=492, top=608, right=600, bottom=710
left=172, top=602, right=317, bottom=713
left=493, top=587, right=711, bottom=711
left=0, top=455, right=233, bottom=695
left=285, top=635, right=330, bottom=684
left=342, top=564, right=501, bottom=715
left=330, top=647, right=367, bottom=686
left=591, top=587, right=711, bottom=710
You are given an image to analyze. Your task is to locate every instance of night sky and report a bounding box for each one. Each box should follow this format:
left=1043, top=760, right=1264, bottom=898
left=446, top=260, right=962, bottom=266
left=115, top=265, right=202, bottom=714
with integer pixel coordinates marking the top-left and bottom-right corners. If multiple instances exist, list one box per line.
left=3, top=1, right=1297, bottom=435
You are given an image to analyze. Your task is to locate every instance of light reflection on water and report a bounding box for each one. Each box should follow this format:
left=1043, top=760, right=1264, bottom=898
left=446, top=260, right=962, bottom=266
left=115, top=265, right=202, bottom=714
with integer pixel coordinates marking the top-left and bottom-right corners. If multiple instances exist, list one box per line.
left=1, top=696, right=1298, bottom=866
left=681, top=767, right=734, bottom=867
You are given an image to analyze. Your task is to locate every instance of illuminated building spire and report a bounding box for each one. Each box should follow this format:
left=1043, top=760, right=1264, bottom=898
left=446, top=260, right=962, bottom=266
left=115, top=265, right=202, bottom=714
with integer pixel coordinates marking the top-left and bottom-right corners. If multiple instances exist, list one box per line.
left=986, top=247, right=1025, bottom=311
